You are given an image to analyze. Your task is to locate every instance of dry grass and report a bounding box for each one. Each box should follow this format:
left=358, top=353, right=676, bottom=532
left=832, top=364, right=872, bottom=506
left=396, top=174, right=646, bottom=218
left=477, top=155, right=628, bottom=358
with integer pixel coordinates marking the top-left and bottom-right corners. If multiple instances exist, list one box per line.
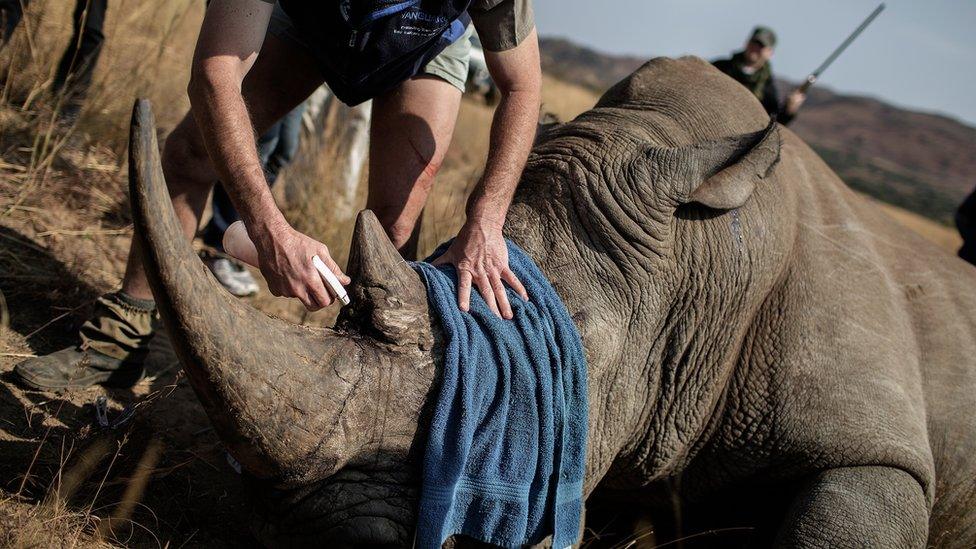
left=1, top=0, right=202, bottom=149
left=0, top=496, right=115, bottom=548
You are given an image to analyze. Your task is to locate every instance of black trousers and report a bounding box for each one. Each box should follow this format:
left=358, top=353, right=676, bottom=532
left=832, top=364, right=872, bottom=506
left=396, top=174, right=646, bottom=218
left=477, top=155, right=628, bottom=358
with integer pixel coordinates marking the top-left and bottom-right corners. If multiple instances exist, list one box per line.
left=1, top=0, right=108, bottom=103
left=0, top=0, right=24, bottom=44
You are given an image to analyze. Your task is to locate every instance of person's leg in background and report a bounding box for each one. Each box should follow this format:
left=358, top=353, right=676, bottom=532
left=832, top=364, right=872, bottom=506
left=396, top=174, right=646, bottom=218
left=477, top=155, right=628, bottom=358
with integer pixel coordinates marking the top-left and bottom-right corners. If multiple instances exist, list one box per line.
left=368, top=79, right=462, bottom=260
left=0, top=0, right=29, bottom=46
left=262, top=101, right=305, bottom=183
left=201, top=102, right=307, bottom=296
left=52, top=0, right=108, bottom=120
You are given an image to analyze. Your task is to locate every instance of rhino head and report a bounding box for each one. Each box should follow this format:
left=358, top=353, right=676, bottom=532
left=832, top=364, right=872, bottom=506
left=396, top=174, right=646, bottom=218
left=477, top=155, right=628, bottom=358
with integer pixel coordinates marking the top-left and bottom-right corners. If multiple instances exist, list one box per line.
left=130, top=56, right=786, bottom=547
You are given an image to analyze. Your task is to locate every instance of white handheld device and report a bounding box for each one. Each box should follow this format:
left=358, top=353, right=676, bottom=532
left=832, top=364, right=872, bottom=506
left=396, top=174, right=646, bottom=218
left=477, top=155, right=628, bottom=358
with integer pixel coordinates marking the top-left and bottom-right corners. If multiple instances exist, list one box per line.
left=312, top=255, right=351, bottom=306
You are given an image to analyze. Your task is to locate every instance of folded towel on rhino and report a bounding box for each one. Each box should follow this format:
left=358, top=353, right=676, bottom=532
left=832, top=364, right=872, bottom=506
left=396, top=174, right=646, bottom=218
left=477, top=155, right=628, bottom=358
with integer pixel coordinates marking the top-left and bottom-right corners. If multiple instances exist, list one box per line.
left=413, top=241, right=588, bottom=549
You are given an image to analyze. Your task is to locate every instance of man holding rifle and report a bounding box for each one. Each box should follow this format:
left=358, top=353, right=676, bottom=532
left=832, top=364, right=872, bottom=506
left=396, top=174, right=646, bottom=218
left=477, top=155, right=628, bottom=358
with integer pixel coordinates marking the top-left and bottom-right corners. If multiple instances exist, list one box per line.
left=713, top=26, right=806, bottom=125
left=715, top=6, right=885, bottom=127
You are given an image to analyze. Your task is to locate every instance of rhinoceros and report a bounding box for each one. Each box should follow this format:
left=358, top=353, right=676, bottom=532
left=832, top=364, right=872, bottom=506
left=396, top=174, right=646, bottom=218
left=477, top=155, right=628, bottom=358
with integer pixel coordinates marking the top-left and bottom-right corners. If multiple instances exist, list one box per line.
left=127, top=56, right=976, bottom=548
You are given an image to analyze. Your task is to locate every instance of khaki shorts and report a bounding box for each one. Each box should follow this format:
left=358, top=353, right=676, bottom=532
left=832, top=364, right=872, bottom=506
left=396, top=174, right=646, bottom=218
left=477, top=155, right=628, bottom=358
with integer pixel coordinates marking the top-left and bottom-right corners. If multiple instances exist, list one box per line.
left=269, top=3, right=472, bottom=95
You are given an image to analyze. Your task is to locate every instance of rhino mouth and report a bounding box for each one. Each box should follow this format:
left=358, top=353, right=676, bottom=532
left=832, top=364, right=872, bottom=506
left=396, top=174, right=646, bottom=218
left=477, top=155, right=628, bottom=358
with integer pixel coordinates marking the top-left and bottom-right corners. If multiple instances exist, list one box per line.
left=247, top=459, right=418, bottom=548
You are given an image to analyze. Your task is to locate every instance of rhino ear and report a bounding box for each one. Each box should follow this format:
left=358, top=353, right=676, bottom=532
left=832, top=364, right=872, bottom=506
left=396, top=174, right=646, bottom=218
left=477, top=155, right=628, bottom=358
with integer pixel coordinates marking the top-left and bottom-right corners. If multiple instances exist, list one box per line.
left=648, top=118, right=781, bottom=211
left=339, top=210, right=433, bottom=351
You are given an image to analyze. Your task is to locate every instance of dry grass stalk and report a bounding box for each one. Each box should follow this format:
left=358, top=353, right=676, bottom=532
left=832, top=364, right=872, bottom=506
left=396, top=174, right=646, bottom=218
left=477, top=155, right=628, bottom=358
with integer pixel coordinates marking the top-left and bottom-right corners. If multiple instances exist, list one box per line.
left=35, top=227, right=131, bottom=238
left=17, top=399, right=68, bottom=497
left=94, top=438, right=163, bottom=542
left=43, top=435, right=113, bottom=510
left=2, top=496, right=114, bottom=549
left=0, top=290, right=8, bottom=340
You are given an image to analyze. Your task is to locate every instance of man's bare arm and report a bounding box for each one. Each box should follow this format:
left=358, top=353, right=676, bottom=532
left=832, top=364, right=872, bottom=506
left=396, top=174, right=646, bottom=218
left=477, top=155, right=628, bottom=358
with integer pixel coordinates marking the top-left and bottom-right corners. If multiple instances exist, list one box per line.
left=189, top=0, right=277, bottom=232
left=433, top=28, right=541, bottom=318
left=187, top=0, right=346, bottom=311
left=468, top=28, right=541, bottom=231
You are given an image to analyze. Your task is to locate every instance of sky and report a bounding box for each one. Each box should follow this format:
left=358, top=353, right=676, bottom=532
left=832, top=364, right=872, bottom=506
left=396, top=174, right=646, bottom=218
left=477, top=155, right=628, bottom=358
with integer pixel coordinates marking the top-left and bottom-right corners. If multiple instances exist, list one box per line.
left=533, top=0, right=976, bottom=126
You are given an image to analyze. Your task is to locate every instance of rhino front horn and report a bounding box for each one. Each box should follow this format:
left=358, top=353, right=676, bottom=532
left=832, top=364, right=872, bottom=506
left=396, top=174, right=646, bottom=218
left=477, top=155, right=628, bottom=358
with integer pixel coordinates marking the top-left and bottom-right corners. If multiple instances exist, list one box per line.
left=340, top=210, right=433, bottom=350
left=130, top=99, right=372, bottom=482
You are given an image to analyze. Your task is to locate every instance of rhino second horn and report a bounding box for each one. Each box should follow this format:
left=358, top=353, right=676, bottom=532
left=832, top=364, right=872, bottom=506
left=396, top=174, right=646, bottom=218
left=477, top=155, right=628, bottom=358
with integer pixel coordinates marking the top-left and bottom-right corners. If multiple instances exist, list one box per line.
left=341, top=210, right=433, bottom=351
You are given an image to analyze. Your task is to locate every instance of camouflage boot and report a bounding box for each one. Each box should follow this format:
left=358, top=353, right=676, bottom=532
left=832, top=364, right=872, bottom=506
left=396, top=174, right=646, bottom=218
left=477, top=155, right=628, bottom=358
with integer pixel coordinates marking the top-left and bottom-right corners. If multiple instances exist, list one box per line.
left=14, top=292, right=156, bottom=390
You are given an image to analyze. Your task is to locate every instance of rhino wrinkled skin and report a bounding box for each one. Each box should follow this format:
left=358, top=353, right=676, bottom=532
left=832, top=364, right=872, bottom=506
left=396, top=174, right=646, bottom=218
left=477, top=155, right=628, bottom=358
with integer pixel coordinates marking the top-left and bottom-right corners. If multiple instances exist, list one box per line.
left=128, top=57, right=976, bottom=548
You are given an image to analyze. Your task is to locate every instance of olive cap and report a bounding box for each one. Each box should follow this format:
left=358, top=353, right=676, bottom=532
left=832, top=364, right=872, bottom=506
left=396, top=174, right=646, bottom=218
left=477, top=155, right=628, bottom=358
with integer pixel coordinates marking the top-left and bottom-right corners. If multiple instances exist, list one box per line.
left=750, top=26, right=777, bottom=48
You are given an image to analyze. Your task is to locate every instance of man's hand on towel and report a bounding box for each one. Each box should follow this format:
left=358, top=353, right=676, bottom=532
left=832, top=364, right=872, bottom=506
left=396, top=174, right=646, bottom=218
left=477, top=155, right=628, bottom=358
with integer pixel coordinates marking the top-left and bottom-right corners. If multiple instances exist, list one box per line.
left=433, top=217, right=529, bottom=319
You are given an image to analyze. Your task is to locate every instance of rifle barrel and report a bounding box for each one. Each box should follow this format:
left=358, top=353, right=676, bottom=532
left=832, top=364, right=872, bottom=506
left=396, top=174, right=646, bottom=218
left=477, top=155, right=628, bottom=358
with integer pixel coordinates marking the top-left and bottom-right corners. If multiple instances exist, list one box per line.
left=809, top=3, right=886, bottom=81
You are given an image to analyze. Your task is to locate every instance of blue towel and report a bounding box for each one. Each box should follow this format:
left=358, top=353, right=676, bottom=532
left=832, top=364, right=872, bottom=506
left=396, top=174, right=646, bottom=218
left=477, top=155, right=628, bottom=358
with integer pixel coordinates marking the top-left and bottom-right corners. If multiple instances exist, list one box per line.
left=411, top=240, right=588, bottom=549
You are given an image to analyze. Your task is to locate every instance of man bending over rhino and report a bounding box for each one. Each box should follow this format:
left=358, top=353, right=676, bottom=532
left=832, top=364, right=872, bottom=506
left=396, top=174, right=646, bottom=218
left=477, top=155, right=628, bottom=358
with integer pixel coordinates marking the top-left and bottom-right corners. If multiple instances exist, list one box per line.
left=15, top=0, right=540, bottom=390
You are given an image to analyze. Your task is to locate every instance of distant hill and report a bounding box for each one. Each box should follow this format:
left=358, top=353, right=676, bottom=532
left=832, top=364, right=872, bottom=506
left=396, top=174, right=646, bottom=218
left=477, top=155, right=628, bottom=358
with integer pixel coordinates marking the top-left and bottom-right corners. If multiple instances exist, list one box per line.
left=787, top=86, right=976, bottom=224
left=539, top=37, right=976, bottom=225
left=539, top=38, right=646, bottom=93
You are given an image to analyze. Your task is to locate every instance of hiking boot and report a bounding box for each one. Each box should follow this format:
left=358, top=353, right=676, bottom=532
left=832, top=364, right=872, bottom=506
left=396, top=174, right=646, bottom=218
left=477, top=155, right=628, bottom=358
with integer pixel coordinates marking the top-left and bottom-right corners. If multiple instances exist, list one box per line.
left=14, top=346, right=145, bottom=390
left=201, top=250, right=259, bottom=297
left=13, top=291, right=156, bottom=391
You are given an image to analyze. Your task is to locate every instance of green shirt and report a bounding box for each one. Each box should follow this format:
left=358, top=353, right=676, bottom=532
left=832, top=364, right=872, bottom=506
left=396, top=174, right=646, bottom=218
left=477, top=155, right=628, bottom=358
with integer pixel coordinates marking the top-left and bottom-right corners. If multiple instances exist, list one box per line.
left=713, top=51, right=795, bottom=125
